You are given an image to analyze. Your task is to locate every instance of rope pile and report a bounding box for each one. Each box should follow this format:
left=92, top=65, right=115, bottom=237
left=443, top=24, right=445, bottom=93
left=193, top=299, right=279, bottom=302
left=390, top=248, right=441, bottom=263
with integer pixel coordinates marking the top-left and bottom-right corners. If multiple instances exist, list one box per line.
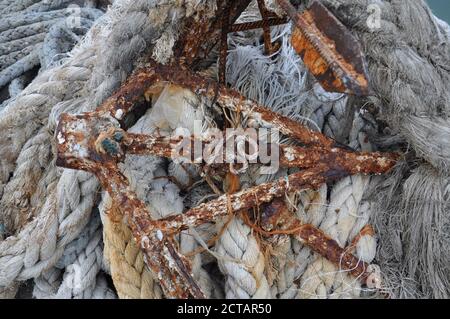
left=0, top=0, right=103, bottom=111
left=0, top=0, right=448, bottom=299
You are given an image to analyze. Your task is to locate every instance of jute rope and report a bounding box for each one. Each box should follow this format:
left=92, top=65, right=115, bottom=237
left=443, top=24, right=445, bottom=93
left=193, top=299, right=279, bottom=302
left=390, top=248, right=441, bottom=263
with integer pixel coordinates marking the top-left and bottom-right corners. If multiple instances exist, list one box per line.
left=101, top=195, right=161, bottom=299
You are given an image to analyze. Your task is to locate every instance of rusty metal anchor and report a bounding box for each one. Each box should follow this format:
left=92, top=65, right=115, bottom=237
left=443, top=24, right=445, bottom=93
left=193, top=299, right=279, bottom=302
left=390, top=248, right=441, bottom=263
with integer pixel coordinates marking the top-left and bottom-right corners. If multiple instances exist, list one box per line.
left=55, top=61, right=397, bottom=298
left=54, top=1, right=388, bottom=298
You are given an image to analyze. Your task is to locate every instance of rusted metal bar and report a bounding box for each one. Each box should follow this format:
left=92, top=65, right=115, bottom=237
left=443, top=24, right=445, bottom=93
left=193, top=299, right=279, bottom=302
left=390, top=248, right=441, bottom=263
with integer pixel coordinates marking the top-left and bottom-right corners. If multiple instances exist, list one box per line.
left=257, top=0, right=281, bottom=54
left=173, top=0, right=253, bottom=68
left=151, top=165, right=342, bottom=235
left=58, top=110, right=376, bottom=297
left=78, top=59, right=397, bottom=168
left=79, top=61, right=342, bottom=148
left=279, top=144, right=398, bottom=175
left=54, top=0, right=385, bottom=299
left=152, top=167, right=380, bottom=287
left=230, top=17, right=288, bottom=32
left=176, top=0, right=370, bottom=94
left=56, top=113, right=205, bottom=298
left=96, top=128, right=397, bottom=176
left=219, top=3, right=231, bottom=85
left=296, top=224, right=371, bottom=280
left=257, top=199, right=379, bottom=287
left=276, top=0, right=370, bottom=96
left=124, top=61, right=357, bottom=149
left=99, top=166, right=205, bottom=299
left=217, top=0, right=287, bottom=83
left=55, top=57, right=390, bottom=299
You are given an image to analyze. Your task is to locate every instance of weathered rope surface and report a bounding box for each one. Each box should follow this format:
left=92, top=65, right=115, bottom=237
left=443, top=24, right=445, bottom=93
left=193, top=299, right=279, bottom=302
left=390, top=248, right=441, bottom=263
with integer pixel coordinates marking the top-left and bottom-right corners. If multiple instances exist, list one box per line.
left=98, top=81, right=220, bottom=298
left=101, top=197, right=161, bottom=299
left=293, top=115, right=377, bottom=299
left=0, top=3, right=102, bottom=95
left=0, top=1, right=218, bottom=298
left=0, top=0, right=188, bottom=294
left=0, top=2, right=108, bottom=293
left=32, top=213, right=115, bottom=298
left=215, top=217, right=272, bottom=299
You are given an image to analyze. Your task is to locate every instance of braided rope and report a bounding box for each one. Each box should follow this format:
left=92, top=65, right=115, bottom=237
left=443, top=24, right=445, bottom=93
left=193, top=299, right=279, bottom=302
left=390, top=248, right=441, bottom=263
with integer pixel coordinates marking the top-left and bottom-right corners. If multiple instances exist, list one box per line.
left=225, top=19, right=379, bottom=299
left=43, top=216, right=108, bottom=298
left=216, top=217, right=272, bottom=299
left=99, top=81, right=218, bottom=298
left=0, top=0, right=190, bottom=291
left=0, top=5, right=102, bottom=90
left=319, top=0, right=450, bottom=298
left=0, top=0, right=448, bottom=299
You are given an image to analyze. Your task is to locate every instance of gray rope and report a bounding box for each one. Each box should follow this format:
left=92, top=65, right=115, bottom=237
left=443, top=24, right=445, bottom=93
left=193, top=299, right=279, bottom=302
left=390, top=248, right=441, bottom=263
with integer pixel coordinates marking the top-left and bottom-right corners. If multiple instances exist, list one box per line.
left=0, top=33, right=46, bottom=57
left=0, top=44, right=39, bottom=71
left=0, top=49, right=41, bottom=89
left=8, top=75, right=28, bottom=99
left=0, top=8, right=102, bottom=32
left=320, top=0, right=450, bottom=299
left=0, top=0, right=40, bottom=15
left=0, top=7, right=102, bottom=89
left=23, top=0, right=79, bottom=14
left=40, top=18, right=95, bottom=69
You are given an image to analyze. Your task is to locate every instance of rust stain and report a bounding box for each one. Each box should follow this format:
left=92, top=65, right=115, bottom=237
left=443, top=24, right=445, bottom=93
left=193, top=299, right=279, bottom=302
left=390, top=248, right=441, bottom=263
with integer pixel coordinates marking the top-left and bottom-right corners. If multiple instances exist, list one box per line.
left=296, top=224, right=370, bottom=281
left=243, top=198, right=375, bottom=285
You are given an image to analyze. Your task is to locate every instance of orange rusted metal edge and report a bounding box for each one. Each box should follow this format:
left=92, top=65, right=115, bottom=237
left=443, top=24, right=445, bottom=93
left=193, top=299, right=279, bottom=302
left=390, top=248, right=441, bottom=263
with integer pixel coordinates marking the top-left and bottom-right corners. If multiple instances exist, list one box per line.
left=277, top=0, right=370, bottom=96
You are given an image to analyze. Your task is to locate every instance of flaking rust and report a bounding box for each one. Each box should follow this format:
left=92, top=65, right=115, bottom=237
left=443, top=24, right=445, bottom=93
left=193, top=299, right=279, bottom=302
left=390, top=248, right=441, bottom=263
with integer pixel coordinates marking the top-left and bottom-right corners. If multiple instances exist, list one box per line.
left=101, top=127, right=397, bottom=175
left=258, top=199, right=380, bottom=287
left=56, top=113, right=205, bottom=299
left=271, top=204, right=375, bottom=285
left=277, top=0, right=370, bottom=96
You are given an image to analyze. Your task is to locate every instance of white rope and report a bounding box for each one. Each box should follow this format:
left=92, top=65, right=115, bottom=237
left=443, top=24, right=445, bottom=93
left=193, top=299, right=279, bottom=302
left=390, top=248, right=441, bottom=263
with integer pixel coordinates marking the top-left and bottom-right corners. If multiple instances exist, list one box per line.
left=0, top=0, right=186, bottom=290
left=216, top=217, right=272, bottom=299
left=1, top=0, right=222, bottom=297
left=318, top=0, right=450, bottom=298
left=32, top=213, right=116, bottom=298
left=0, top=4, right=102, bottom=90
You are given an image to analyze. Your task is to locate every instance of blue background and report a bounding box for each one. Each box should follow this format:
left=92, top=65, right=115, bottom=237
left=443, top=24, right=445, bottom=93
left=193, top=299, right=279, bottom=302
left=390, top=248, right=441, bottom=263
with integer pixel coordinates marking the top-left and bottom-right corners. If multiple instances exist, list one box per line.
left=427, top=0, right=450, bottom=24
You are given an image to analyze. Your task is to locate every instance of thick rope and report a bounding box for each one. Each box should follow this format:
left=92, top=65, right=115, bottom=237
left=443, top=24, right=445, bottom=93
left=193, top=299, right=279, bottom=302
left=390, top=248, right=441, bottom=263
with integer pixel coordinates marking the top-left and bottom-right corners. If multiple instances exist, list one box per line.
left=216, top=217, right=272, bottom=299
left=99, top=81, right=218, bottom=298
left=0, top=0, right=192, bottom=291
left=319, top=0, right=450, bottom=298
left=101, top=195, right=162, bottom=299
left=0, top=5, right=103, bottom=90
left=31, top=213, right=115, bottom=298
left=225, top=20, right=379, bottom=299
